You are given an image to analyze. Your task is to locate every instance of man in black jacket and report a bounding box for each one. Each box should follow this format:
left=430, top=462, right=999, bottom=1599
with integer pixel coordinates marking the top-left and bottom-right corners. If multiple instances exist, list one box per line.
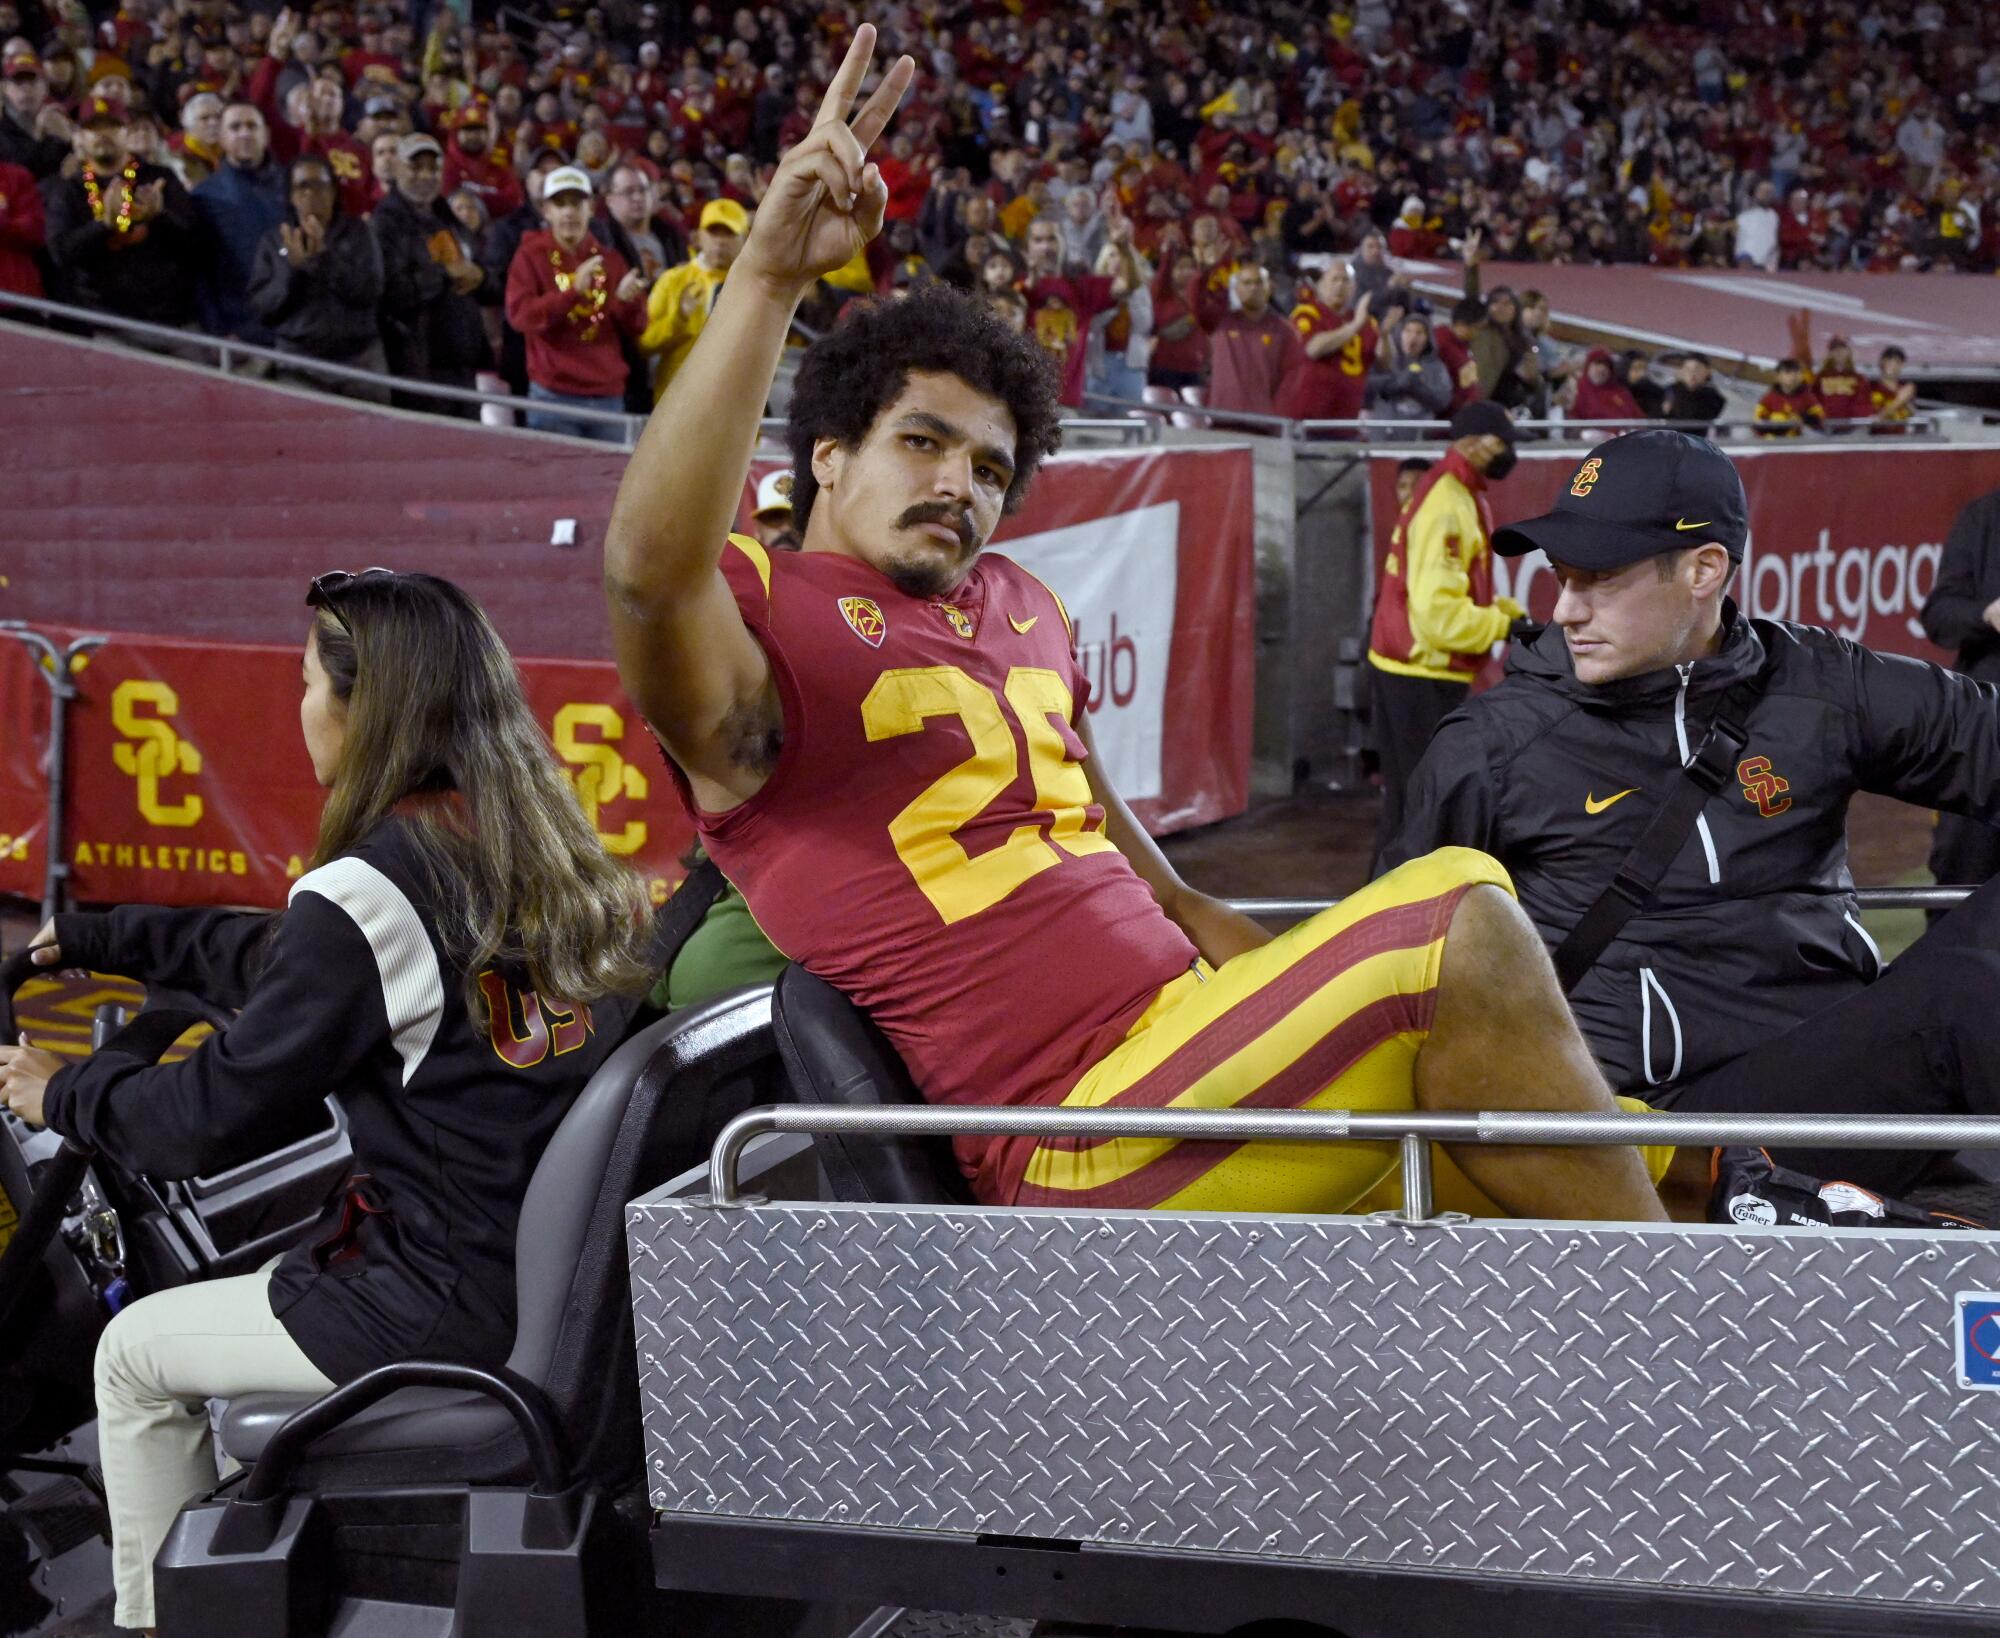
left=1388, top=430, right=2000, bottom=1197
left=371, top=130, right=489, bottom=409
left=1658, top=351, right=1728, bottom=437
left=42, top=93, right=201, bottom=329
left=1921, top=486, right=2000, bottom=887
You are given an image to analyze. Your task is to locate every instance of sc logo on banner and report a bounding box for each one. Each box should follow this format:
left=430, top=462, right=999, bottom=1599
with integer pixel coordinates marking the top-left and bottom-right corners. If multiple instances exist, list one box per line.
left=112, top=679, right=204, bottom=827
left=553, top=704, right=648, bottom=857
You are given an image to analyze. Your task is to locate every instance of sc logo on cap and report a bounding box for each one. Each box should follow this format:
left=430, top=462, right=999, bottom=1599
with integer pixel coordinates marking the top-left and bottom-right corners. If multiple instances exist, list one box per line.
left=1569, top=457, right=1604, bottom=498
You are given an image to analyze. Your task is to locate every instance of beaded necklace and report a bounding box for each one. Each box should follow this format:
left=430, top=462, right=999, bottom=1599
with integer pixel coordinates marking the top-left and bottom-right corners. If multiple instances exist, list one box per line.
left=82, top=160, right=142, bottom=233
left=550, top=241, right=608, bottom=341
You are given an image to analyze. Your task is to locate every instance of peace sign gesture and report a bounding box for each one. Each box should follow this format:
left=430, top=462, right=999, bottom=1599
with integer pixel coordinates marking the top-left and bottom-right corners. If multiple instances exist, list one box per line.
left=739, top=24, right=914, bottom=295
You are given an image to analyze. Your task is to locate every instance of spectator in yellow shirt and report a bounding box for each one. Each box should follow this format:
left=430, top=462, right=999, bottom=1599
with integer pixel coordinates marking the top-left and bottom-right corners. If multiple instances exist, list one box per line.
left=640, top=196, right=748, bottom=401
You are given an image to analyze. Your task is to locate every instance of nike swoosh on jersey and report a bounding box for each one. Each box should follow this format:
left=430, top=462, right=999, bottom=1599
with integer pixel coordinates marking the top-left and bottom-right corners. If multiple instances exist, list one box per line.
left=1585, top=788, right=1639, bottom=814
left=1009, top=614, right=1039, bottom=634
left=1674, top=518, right=1713, bottom=532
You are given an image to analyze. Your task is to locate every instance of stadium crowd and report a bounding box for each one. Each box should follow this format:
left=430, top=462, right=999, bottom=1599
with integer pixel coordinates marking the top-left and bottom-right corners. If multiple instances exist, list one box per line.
left=0, top=0, right=1986, bottom=433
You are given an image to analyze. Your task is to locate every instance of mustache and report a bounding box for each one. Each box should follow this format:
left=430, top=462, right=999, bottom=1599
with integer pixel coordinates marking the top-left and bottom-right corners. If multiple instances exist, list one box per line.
left=896, top=503, right=976, bottom=550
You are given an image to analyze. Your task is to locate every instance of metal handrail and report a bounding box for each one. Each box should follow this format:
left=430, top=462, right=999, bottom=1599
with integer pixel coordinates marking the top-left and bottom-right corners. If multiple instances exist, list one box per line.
left=1226, top=887, right=1972, bottom=922
left=704, top=1103, right=2000, bottom=1218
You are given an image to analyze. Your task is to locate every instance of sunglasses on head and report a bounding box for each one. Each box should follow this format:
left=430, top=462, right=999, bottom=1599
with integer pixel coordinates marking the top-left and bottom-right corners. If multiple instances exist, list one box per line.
left=306, top=566, right=396, bottom=611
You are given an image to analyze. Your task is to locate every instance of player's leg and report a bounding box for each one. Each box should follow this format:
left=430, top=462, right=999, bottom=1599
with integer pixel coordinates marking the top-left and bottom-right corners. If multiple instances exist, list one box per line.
left=1408, top=881, right=1667, bottom=1222
left=1008, top=847, right=1666, bottom=1221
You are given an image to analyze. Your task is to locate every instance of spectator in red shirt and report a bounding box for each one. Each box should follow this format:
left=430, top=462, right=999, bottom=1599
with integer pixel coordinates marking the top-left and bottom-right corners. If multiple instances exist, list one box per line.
left=1776, top=186, right=1827, bottom=268
left=1275, top=260, right=1377, bottom=433
left=0, top=155, right=43, bottom=296
left=1022, top=213, right=1123, bottom=409
left=1811, top=335, right=1873, bottom=432
left=1194, top=260, right=1303, bottom=424
left=1871, top=345, right=1917, bottom=434
left=505, top=164, right=647, bottom=443
left=1754, top=357, right=1824, bottom=437
left=443, top=98, right=523, bottom=221
left=1565, top=347, right=1644, bottom=431
left=1431, top=298, right=1486, bottom=411
left=1387, top=193, right=1446, bottom=258
left=1146, top=248, right=1205, bottom=390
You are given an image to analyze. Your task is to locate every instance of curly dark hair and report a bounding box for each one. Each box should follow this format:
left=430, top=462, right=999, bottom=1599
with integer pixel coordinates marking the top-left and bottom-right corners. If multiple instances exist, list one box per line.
left=786, top=285, right=1064, bottom=531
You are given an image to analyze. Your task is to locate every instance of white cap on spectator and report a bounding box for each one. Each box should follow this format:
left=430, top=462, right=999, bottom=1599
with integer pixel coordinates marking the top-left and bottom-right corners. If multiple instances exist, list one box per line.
left=753, top=470, right=795, bottom=518
left=543, top=165, right=593, bottom=199
left=397, top=132, right=443, bottom=163
left=1400, top=194, right=1424, bottom=219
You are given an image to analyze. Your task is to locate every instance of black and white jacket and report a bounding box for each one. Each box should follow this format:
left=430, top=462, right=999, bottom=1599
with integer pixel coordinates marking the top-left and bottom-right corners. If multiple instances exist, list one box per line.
left=43, top=814, right=644, bottom=1382
left=1387, top=605, right=2000, bottom=1099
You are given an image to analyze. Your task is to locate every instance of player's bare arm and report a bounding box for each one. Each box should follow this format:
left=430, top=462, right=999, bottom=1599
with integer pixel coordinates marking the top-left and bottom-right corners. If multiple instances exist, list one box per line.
left=603, top=25, right=914, bottom=810
left=1076, top=712, right=1271, bottom=965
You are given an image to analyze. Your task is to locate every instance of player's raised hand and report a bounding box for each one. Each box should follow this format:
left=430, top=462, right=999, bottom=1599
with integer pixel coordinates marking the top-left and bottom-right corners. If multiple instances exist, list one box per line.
left=738, top=24, right=913, bottom=295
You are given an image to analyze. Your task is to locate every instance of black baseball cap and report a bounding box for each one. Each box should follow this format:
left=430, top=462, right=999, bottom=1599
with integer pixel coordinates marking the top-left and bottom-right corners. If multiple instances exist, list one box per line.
left=1492, top=429, right=1747, bottom=568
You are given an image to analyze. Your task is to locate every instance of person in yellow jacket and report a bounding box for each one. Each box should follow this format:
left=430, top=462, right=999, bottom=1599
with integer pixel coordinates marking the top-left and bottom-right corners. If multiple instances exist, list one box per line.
left=640, top=196, right=749, bottom=402
left=1365, top=401, right=1524, bottom=868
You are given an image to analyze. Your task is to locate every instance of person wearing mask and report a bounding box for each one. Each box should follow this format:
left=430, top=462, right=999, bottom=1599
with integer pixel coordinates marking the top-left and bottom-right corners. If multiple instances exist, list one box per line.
left=43, top=94, right=201, bottom=330
left=1753, top=356, right=1823, bottom=437
left=1387, top=433, right=2000, bottom=1212
left=1276, top=259, right=1376, bottom=433
left=1920, top=486, right=2000, bottom=888
left=1363, top=400, right=1524, bottom=867
left=505, top=165, right=648, bottom=442
left=373, top=130, right=491, bottom=406
left=1365, top=313, right=1452, bottom=431
left=1660, top=351, right=1727, bottom=437
left=194, top=100, right=287, bottom=343
left=1193, top=260, right=1303, bottom=423
left=247, top=154, right=387, bottom=397
left=0, top=570, right=658, bottom=1636
left=0, top=42, right=71, bottom=181
left=640, top=195, right=747, bottom=403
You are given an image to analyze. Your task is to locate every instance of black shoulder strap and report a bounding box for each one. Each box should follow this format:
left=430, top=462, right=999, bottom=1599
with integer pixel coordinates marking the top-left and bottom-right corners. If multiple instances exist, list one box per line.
left=647, top=855, right=729, bottom=978
left=1551, top=663, right=1771, bottom=994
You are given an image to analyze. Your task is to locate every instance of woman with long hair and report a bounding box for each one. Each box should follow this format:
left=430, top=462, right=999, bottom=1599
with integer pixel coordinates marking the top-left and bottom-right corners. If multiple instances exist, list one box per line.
left=0, top=570, right=657, bottom=1633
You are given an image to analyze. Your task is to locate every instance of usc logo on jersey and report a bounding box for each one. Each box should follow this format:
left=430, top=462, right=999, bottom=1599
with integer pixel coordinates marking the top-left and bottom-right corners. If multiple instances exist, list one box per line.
left=1737, top=755, right=1792, bottom=818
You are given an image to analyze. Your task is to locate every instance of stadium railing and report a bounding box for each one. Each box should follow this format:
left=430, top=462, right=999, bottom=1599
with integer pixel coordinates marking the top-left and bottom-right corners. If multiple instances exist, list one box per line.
left=702, top=1101, right=2000, bottom=1221
left=1, top=293, right=1951, bottom=451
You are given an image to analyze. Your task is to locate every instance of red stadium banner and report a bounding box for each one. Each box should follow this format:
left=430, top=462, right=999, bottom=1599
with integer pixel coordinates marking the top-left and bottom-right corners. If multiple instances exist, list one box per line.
left=1368, top=442, right=1999, bottom=663
left=16, top=446, right=1255, bottom=910
left=0, top=638, right=49, bottom=902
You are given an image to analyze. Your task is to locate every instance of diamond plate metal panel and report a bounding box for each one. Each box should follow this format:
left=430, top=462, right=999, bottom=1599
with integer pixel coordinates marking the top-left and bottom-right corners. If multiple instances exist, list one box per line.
left=630, top=1200, right=2000, bottom=1611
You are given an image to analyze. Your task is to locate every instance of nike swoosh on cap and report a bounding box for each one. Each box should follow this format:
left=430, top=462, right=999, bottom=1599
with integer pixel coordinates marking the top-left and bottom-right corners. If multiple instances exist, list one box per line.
left=1674, top=519, right=1713, bottom=532
left=1585, top=788, right=1639, bottom=814
left=1009, top=614, right=1038, bottom=634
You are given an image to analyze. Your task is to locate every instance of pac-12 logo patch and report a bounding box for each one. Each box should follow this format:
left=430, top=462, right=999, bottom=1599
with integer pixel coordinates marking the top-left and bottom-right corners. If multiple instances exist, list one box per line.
left=839, top=596, right=886, bottom=648
left=1737, top=754, right=1792, bottom=818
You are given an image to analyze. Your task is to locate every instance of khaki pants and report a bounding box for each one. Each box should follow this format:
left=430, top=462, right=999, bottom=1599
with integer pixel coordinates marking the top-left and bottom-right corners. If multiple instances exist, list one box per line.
left=95, top=1264, right=334, bottom=1629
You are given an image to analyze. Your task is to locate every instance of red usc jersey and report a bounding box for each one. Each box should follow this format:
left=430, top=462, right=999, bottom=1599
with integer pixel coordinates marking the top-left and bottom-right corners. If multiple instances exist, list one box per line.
left=666, top=537, right=1198, bottom=1200
left=1276, top=302, right=1377, bottom=423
